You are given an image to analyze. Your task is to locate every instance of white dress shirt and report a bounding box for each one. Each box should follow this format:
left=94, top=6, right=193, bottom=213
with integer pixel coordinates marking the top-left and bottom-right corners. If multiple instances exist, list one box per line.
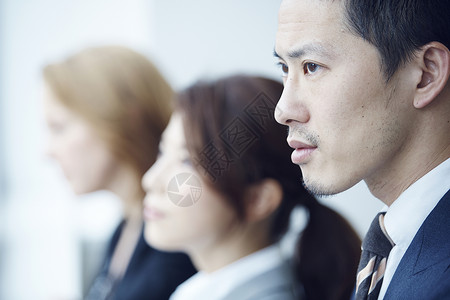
left=169, top=244, right=286, bottom=300
left=377, top=158, right=450, bottom=299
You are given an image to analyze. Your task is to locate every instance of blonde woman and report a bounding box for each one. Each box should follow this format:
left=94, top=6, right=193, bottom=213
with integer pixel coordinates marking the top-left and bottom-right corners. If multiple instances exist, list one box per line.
left=43, top=46, right=196, bottom=300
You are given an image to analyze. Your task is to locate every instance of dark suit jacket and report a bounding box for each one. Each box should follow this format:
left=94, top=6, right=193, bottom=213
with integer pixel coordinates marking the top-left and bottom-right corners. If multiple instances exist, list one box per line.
left=86, top=221, right=197, bottom=300
left=384, top=189, right=450, bottom=299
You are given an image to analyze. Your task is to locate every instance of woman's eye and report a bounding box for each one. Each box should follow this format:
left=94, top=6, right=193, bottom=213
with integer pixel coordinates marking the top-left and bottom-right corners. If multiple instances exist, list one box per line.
left=303, top=62, right=320, bottom=75
left=48, top=122, right=67, bottom=134
left=156, top=149, right=162, bottom=159
left=182, top=157, right=193, bottom=166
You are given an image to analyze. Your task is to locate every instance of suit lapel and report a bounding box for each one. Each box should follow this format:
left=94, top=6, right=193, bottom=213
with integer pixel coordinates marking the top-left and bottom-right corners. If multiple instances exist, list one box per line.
left=413, top=189, right=450, bottom=273
left=385, top=189, right=450, bottom=298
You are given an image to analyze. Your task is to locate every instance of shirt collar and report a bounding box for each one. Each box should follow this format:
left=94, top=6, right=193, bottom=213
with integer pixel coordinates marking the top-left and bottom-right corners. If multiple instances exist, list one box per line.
left=383, top=158, right=450, bottom=249
left=170, top=243, right=285, bottom=300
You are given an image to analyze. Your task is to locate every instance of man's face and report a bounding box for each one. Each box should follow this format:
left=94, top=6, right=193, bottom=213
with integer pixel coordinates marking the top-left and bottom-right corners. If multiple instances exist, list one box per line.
left=275, top=0, right=416, bottom=197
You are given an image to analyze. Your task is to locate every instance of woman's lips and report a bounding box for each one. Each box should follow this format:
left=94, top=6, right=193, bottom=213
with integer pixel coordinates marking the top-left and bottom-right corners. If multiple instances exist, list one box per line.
left=288, top=140, right=317, bottom=164
left=143, top=205, right=166, bottom=221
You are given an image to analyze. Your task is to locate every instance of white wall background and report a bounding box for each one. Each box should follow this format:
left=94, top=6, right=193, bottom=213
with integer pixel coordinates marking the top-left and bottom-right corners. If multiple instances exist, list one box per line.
left=0, top=0, right=154, bottom=299
left=0, top=0, right=384, bottom=299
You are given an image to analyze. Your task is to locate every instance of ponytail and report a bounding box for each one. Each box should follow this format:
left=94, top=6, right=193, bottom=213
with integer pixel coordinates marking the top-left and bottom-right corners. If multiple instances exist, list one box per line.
left=295, top=199, right=361, bottom=300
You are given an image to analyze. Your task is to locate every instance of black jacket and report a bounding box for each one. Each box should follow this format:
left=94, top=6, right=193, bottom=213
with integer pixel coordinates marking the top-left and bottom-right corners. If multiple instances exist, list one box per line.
left=86, top=221, right=197, bottom=300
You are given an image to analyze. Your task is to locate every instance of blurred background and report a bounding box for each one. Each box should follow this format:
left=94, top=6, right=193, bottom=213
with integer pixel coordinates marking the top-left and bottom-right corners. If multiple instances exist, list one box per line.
left=0, top=0, right=383, bottom=299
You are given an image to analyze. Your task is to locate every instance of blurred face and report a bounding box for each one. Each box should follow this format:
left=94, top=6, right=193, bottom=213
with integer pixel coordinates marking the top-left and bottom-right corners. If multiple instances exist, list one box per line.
left=142, top=113, right=238, bottom=253
left=43, top=86, right=122, bottom=194
left=275, top=0, right=416, bottom=196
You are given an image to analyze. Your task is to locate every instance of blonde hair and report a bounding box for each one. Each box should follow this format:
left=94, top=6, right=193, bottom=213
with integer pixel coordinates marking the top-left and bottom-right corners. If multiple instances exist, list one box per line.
left=43, top=46, right=173, bottom=183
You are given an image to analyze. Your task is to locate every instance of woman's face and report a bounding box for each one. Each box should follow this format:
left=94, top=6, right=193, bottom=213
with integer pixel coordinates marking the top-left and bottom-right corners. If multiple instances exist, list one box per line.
left=43, top=85, right=122, bottom=195
left=142, top=113, right=238, bottom=253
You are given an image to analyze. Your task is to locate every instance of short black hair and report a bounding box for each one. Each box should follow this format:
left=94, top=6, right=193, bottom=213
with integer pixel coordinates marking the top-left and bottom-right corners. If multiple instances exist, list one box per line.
left=343, top=0, right=450, bottom=80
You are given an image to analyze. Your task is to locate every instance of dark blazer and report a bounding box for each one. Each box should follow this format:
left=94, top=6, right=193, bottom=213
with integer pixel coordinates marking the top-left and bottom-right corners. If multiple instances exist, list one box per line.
left=384, top=189, right=450, bottom=299
left=86, top=221, right=197, bottom=300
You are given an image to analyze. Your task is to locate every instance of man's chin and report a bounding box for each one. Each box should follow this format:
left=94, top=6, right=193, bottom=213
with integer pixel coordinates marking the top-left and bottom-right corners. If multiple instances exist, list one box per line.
left=301, top=178, right=341, bottom=197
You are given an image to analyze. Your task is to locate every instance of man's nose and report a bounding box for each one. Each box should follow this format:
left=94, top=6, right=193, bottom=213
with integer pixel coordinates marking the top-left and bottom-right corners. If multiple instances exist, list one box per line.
left=275, top=81, right=310, bottom=125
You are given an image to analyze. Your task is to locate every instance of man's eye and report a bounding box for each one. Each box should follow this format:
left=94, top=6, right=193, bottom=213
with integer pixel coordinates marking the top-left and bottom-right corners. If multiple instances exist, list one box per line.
left=278, top=62, right=289, bottom=77
left=303, top=62, right=320, bottom=75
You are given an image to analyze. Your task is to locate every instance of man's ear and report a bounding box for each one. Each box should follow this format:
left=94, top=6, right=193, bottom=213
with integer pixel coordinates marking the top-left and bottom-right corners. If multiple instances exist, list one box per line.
left=243, top=179, right=283, bottom=223
left=414, top=42, right=450, bottom=109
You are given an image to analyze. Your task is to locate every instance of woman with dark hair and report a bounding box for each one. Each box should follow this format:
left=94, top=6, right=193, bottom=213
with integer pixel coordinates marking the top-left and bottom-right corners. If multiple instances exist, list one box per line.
left=142, top=75, right=361, bottom=300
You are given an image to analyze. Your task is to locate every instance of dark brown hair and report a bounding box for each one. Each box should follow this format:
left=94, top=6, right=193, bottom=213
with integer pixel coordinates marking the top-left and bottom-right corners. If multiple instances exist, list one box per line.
left=343, top=0, right=450, bottom=80
left=177, top=75, right=361, bottom=300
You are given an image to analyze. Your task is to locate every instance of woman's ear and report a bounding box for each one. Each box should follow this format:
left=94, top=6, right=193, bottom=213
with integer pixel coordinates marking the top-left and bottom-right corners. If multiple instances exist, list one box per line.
left=413, top=42, right=450, bottom=109
left=243, top=179, right=283, bottom=223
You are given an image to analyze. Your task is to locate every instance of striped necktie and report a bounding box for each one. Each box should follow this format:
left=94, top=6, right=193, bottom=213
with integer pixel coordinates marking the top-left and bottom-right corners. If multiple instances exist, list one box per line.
left=356, top=212, right=395, bottom=300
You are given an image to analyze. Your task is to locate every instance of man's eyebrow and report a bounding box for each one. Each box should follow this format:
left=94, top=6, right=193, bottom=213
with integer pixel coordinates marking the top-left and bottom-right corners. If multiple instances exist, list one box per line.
left=274, top=43, right=336, bottom=60
left=273, top=49, right=281, bottom=58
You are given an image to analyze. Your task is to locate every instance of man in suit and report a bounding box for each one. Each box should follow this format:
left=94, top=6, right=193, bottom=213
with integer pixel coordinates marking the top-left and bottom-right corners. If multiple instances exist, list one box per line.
left=274, top=0, right=449, bottom=299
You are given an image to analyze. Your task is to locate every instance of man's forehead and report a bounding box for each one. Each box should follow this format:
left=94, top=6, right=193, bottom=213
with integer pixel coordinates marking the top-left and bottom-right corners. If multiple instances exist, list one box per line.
left=278, top=0, right=345, bottom=26
left=274, top=42, right=338, bottom=62
left=275, top=0, right=351, bottom=55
